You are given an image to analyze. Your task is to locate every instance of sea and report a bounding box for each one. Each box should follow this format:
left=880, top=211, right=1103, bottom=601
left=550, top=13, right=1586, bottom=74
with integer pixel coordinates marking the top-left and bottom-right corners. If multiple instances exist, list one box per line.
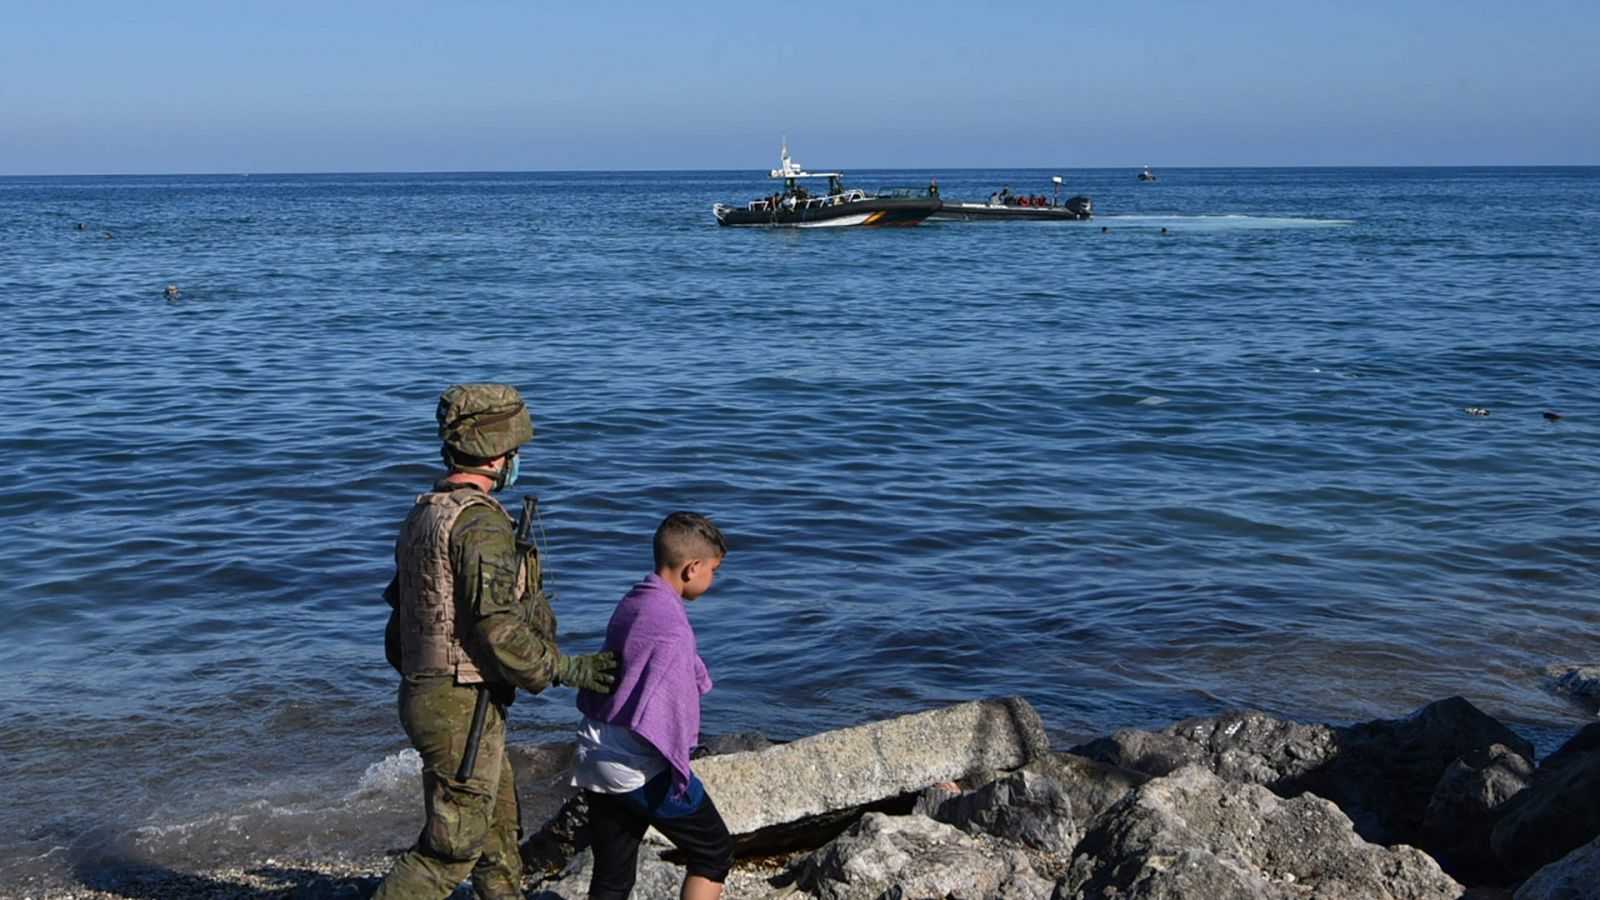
left=1, top=166, right=1596, bottom=890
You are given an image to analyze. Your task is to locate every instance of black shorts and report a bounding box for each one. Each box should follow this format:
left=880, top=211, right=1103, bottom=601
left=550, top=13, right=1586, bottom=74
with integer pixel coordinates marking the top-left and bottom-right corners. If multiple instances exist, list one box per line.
left=584, top=776, right=733, bottom=899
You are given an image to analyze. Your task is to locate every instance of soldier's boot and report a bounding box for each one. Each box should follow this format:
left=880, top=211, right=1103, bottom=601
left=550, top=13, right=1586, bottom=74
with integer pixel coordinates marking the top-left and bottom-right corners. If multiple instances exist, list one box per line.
left=371, top=849, right=468, bottom=900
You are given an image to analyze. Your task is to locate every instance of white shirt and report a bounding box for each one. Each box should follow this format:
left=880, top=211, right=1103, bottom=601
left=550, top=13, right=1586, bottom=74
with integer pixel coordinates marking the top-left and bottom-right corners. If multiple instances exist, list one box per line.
left=571, top=716, right=670, bottom=793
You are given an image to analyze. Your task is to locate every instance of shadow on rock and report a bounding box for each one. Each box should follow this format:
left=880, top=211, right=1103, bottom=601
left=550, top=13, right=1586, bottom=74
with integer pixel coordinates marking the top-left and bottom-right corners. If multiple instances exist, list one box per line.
left=1070, top=696, right=1543, bottom=886
left=1490, top=721, right=1600, bottom=879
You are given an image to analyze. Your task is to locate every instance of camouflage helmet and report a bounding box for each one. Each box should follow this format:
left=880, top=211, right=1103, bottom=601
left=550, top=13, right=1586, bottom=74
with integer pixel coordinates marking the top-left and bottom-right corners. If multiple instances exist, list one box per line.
left=436, top=383, right=533, bottom=460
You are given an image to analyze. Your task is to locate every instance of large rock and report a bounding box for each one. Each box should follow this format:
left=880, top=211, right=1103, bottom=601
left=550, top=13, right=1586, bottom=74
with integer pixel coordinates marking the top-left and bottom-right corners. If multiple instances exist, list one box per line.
left=1321, top=696, right=1535, bottom=846
left=1072, top=697, right=1533, bottom=849
left=792, top=812, right=1054, bottom=900
left=521, top=697, right=1051, bottom=870
left=1514, top=833, right=1600, bottom=900
left=696, top=696, right=1051, bottom=838
left=951, top=750, right=1150, bottom=835
left=1419, top=743, right=1535, bottom=883
left=913, top=770, right=1076, bottom=851
left=1022, top=752, right=1150, bottom=826
left=1544, top=663, right=1600, bottom=709
left=1492, top=722, right=1600, bottom=878
left=1072, top=709, right=1339, bottom=788
left=1059, top=765, right=1462, bottom=900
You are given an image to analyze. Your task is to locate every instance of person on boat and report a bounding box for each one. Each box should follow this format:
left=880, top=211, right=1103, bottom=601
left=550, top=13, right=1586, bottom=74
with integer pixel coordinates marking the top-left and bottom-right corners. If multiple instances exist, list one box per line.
left=928, top=178, right=939, bottom=198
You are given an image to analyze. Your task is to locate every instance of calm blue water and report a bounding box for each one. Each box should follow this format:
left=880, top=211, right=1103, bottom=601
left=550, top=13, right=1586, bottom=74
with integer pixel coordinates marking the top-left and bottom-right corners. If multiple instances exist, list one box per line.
left=2, top=167, right=1597, bottom=885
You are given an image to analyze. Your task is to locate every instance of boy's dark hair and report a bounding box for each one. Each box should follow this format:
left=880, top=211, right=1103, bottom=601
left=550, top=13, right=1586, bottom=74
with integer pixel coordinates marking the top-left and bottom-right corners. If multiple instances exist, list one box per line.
left=653, top=511, right=727, bottom=570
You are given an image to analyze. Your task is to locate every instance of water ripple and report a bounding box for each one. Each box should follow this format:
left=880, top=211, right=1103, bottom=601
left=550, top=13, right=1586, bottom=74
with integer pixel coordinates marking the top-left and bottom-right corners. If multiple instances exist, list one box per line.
left=2, top=167, right=1598, bottom=879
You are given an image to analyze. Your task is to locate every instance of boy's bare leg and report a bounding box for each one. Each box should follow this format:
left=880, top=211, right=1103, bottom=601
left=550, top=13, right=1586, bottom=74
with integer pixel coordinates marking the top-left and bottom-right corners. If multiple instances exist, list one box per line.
left=681, top=874, right=724, bottom=900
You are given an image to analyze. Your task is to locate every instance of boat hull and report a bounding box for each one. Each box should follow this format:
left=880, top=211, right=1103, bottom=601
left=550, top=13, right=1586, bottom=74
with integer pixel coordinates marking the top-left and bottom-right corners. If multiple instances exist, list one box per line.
left=714, top=197, right=939, bottom=228
left=929, top=198, right=1093, bottom=222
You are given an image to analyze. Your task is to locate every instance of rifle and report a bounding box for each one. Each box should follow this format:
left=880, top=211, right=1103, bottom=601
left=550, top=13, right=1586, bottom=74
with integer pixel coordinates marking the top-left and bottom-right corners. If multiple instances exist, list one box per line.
left=457, top=495, right=539, bottom=783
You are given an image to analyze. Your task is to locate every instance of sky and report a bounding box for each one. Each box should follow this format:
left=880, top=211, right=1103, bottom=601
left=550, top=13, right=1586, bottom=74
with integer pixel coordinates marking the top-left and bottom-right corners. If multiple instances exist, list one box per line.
left=2, top=0, right=1596, bottom=175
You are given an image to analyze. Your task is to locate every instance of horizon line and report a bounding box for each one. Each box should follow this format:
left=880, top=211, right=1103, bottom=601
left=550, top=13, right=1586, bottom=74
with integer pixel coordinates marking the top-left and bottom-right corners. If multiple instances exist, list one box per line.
left=3, top=163, right=1597, bottom=179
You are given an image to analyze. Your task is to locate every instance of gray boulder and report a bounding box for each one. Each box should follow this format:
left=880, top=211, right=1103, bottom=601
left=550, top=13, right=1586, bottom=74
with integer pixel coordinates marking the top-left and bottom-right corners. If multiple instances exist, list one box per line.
left=1023, top=751, right=1150, bottom=826
left=1492, top=723, right=1600, bottom=878
left=697, top=696, right=1051, bottom=838
left=913, top=770, right=1076, bottom=851
left=1072, top=697, right=1532, bottom=850
left=1321, top=696, right=1535, bottom=847
left=1060, top=764, right=1462, bottom=900
left=793, top=812, right=1055, bottom=900
left=1419, top=743, right=1535, bottom=883
left=952, top=750, right=1149, bottom=829
left=522, top=697, right=1052, bottom=870
left=1514, top=833, right=1600, bottom=900
left=1544, top=663, right=1600, bottom=709
left=1070, top=709, right=1338, bottom=788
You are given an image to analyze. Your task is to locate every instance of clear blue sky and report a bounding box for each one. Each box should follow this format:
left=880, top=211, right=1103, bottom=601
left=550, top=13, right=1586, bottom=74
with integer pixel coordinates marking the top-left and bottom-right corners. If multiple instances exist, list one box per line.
left=3, top=0, right=1595, bottom=174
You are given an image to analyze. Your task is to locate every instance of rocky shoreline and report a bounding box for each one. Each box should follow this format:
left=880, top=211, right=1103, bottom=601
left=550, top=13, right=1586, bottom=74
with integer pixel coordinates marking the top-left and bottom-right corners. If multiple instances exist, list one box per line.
left=24, top=677, right=1600, bottom=900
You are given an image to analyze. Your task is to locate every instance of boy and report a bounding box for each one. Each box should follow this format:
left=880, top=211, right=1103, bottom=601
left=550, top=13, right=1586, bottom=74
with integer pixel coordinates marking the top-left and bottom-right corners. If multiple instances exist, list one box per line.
left=573, top=512, right=733, bottom=900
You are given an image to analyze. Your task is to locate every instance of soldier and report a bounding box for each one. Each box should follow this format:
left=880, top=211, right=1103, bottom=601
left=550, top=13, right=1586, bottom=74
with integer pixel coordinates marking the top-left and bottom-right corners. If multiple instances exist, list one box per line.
left=376, top=383, right=618, bottom=900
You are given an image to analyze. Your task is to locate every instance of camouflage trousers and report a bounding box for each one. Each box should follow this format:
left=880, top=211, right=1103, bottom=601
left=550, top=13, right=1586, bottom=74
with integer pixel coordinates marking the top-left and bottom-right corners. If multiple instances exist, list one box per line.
left=374, top=676, right=523, bottom=900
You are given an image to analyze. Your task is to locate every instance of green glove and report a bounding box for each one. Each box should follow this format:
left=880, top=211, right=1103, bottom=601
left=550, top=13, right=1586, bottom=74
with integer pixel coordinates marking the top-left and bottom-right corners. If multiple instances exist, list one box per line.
left=556, top=651, right=619, bottom=693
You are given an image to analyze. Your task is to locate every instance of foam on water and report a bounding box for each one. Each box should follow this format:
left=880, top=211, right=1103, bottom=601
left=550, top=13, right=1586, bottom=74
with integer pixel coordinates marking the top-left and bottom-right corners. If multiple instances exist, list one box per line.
left=356, top=749, right=423, bottom=794
left=1100, top=213, right=1355, bottom=229
left=118, top=750, right=431, bottom=872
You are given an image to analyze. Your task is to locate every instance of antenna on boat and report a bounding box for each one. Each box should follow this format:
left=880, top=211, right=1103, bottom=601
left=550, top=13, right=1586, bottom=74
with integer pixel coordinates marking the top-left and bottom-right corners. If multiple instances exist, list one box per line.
left=773, top=135, right=805, bottom=180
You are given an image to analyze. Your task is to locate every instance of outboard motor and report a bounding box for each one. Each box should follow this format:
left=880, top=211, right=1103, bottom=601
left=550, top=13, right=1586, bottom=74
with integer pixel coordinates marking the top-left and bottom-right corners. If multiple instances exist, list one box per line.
left=1065, top=196, right=1093, bottom=217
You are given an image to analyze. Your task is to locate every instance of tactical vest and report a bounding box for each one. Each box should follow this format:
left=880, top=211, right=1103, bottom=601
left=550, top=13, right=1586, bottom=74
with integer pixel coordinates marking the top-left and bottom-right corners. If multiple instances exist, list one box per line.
left=392, top=488, right=530, bottom=684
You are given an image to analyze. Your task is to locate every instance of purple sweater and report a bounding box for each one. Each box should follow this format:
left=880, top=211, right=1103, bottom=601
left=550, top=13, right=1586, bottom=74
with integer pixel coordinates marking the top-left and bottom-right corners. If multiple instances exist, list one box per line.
left=577, top=573, right=711, bottom=796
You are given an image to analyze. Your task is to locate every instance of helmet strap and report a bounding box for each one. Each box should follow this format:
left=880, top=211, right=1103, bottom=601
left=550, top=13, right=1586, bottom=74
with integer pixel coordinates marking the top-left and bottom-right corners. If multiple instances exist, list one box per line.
left=441, top=447, right=505, bottom=488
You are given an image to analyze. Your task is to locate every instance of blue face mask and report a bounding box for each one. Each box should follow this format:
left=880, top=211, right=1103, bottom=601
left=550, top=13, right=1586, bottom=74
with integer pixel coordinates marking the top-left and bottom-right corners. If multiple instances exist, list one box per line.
left=497, top=452, right=521, bottom=492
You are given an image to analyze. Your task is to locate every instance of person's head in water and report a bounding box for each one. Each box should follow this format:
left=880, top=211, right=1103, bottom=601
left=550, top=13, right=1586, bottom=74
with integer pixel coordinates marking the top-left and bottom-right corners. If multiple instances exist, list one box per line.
left=436, top=383, right=533, bottom=492
left=653, top=511, right=727, bottom=600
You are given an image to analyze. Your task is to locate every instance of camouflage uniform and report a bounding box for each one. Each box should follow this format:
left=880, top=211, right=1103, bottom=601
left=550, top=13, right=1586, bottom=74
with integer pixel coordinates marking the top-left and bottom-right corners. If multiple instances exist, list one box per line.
left=376, top=385, right=560, bottom=900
